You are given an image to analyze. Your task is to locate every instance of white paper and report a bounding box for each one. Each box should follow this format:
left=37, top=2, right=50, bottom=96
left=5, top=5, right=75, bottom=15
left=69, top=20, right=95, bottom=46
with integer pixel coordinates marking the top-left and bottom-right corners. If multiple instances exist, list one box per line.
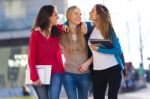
left=25, top=65, right=51, bottom=85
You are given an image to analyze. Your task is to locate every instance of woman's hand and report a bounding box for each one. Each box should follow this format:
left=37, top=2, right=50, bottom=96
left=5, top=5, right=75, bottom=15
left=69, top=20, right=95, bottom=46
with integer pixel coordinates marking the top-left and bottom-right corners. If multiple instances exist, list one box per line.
left=79, top=57, right=93, bottom=72
left=34, top=27, right=41, bottom=31
left=32, top=79, right=42, bottom=86
left=62, top=25, right=69, bottom=32
left=79, top=62, right=89, bottom=72
left=81, top=22, right=87, bottom=34
left=90, top=44, right=99, bottom=51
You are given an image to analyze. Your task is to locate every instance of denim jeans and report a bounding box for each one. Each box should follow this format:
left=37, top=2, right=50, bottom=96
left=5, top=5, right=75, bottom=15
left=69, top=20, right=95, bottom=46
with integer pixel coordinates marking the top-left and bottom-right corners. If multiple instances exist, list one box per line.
left=33, top=73, right=63, bottom=99
left=48, top=73, right=64, bottom=99
left=63, top=72, right=91, bottom=99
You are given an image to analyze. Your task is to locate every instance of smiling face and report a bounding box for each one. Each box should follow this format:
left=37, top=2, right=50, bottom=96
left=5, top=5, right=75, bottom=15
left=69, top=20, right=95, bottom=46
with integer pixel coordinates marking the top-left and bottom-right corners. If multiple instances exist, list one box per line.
left=49, top=8, right=59, bottom=25
left=66, top=6, right=81, bottom=25
left=89, top=5, right=99, bottom=22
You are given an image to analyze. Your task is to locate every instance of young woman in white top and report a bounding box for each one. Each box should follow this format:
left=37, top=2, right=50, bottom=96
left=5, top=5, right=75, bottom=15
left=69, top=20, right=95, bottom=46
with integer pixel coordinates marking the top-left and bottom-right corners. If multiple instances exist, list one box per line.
left=88, top=4, right=125, bottom=99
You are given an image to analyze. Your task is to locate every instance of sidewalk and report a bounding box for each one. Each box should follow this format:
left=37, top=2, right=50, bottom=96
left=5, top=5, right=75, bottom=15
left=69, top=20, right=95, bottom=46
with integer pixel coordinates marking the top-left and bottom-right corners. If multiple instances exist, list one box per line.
left=1, top=84, right=150, bottom=99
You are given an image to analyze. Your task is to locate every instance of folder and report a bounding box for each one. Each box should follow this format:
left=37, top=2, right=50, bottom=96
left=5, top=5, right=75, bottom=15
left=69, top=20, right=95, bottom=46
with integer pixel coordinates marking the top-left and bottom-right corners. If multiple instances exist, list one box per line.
left=25, top=65, right=52, bottom=85
left=90, top=39, right=113, bottom=49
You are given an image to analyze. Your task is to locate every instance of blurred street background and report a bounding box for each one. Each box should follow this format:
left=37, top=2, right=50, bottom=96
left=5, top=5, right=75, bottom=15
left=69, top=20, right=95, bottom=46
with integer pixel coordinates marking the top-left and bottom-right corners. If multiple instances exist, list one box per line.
left=0, top=0, right=150, bottom=99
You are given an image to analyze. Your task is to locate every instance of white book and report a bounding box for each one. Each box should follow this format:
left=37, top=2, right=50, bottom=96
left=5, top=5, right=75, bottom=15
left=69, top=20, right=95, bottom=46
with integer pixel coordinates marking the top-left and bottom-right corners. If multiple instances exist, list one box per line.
left=25, top=65, right=52, bottom=85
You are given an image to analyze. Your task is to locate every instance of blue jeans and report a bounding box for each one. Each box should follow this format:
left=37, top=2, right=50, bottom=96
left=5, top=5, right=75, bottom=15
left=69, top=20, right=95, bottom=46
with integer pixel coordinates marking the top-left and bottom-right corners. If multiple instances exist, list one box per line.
left=48, top=73, right=64, bottom=99
left=63, top=72, right=91, bottom=99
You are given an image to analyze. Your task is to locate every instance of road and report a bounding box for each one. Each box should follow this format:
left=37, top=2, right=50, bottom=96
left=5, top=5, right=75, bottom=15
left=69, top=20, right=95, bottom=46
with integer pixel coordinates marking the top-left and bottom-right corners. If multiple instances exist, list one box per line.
left=0, top=84, right=149, bottom=99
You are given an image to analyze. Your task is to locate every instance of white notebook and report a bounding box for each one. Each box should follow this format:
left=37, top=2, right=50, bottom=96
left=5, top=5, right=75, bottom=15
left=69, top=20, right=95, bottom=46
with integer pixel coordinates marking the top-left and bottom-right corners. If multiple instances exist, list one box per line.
left=25, top=65, right=52, bottom=85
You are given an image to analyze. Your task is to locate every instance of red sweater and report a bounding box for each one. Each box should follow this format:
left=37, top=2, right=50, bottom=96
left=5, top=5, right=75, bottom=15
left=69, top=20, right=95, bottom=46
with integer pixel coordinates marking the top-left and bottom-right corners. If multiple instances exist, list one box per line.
left=28, top=25, right=64, bottom=81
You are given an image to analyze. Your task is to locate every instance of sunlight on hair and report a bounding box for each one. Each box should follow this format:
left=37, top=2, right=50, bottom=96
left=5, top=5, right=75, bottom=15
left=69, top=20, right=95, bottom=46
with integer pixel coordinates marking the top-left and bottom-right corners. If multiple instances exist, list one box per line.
left=68, top=0, right=150, bottom=69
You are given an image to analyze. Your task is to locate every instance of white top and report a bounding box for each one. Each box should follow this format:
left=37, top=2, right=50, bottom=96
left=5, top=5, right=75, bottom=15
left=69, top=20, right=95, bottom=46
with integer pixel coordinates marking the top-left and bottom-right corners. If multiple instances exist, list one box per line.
left=88, top=27, right=118, bottom=70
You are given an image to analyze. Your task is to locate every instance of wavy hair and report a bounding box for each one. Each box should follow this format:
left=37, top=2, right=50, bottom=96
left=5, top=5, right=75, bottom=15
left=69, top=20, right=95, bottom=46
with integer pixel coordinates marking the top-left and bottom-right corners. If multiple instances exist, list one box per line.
left=33, top=5, right=60, bottom=37
left=64, top=6, right=86, bottom=53
left=95, top=4, right=115, bottom=39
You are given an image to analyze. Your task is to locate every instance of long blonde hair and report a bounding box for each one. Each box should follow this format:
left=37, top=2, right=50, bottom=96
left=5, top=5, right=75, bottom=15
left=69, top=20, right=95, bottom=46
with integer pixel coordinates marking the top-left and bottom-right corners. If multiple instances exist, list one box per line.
left=64, top=6, right=86, bottom=53
left=95, top=4, right=114, bottom=39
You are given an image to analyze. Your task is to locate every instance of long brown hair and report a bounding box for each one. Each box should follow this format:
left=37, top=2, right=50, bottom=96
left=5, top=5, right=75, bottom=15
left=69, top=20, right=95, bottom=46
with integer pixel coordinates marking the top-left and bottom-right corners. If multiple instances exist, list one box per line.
left=95, top=4, right=114, bottom=39
left=33, top=5, right=60, bottom=37
left=65, top=6, right=86, bottom=53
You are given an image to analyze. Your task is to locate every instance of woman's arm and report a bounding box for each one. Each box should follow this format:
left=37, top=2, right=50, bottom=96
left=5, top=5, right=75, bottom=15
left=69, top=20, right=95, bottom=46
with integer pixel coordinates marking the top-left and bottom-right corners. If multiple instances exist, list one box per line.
left=79, top=57, right=93, bottom=72
left=92, top=32, right=122, bottom=55
left=97, top=43, right=121, bottom=55
left=28, top=31, right=39, bottom=81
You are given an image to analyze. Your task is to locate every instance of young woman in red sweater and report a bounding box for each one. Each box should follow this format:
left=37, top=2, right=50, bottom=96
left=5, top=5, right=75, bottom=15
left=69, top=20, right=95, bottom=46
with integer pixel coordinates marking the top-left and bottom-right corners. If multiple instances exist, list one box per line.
left=28, top=5, right=64, bottom=99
